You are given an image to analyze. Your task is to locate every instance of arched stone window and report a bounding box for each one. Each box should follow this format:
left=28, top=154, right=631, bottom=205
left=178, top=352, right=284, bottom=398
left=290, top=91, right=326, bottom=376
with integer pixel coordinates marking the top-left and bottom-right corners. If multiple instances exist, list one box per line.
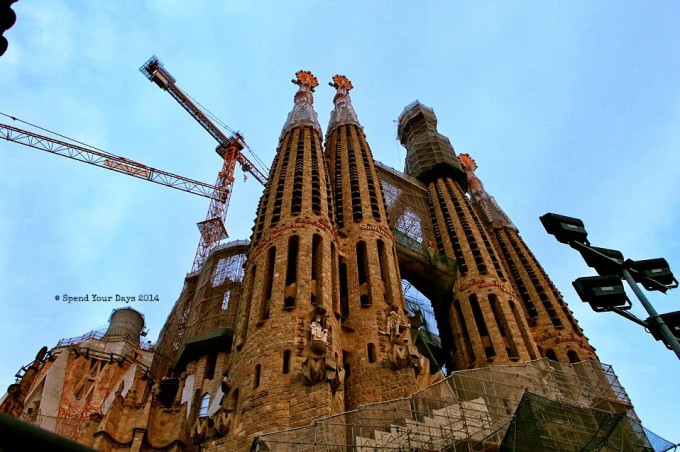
left=199, top=393, right=211, bottom=417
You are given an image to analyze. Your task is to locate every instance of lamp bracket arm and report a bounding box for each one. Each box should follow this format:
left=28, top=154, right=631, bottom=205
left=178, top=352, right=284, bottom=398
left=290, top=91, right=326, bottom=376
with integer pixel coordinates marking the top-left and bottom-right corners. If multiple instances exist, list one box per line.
left=610, top=306, right=649, bottom=328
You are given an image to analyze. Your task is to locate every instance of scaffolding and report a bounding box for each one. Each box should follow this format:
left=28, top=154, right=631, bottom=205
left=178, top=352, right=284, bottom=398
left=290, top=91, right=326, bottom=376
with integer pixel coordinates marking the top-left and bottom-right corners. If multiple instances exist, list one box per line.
left=375, top=161, right=434, bottom=248
left=55, top=325, right=108, bottom=348
left=153, top=240, right=249, bottom=375
left=376, top=162, right=455, bottom=298
left=499, top=392, right=655, bottom=452
left=396, top=101, right=465, bottom=185
left=253, top=358, right=675, bottom=451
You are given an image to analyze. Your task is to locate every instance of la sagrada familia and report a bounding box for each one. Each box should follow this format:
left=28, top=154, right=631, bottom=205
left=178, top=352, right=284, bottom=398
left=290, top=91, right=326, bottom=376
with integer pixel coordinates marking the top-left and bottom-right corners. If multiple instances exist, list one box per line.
left=1, top=72, right=655, bottom=451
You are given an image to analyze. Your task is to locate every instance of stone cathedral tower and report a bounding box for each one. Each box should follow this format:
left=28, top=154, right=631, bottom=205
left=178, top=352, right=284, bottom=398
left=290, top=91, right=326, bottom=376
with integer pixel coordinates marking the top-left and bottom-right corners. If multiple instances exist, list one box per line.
left=325, top=76, right=425, bottom=410
left=458, top=153, right=597, bottom=364
left=5, top=74, right=662, bottom=452
left=228, top=71, right=344, bottom=448
left=398, top=102, right=540, bottom=369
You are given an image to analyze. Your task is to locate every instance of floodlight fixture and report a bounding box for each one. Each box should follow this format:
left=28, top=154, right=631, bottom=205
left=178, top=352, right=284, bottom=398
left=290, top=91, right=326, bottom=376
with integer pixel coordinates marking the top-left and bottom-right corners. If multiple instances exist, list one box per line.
left=628, top=258, right=678, bottom=292
left=646, top=311, right=680, bottom=348
left=573, top=275, right=631, bottom=312
left=541, top=213, right=680, bottom=359
left=577, top=246, right=624, bottom=277
left=540, top=213, right=589, bottom=245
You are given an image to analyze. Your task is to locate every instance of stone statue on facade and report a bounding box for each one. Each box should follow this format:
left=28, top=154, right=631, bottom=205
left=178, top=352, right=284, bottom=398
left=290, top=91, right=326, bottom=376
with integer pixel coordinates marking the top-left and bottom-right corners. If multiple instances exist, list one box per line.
left=115, top=380, right=125, bottom=398
left=219, top=370, right=232, bottom=410
left=310, top=315, right=328, bottom=352
left=383, top=309, right=410, bottom=345
left=0, top=384, right=23, bottom=417
left=380, top=309, right=425, bottom=373
left=302, top=307, right=343, bottom=392
left=173, top=372, right=188, bottom=407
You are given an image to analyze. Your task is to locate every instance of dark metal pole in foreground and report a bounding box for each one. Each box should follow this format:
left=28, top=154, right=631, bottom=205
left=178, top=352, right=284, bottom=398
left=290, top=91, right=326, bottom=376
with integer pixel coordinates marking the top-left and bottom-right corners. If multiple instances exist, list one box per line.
left=0, top=413, right=95, bottom=451
left=622, top=268, right=680, bottom=360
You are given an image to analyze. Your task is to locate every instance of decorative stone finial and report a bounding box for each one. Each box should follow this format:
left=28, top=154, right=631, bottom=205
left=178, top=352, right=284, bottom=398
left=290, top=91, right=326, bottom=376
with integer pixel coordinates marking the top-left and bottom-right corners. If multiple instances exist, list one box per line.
left=329, top=74, right=353, bottom=93
left=459, top=153, right=515, bottom=229
left=280, top=70, right=322, bottom=139
left=458, top=153, right=477, bottom=173
left=292, top=70, right=319, bottom=91
left=327, top=74, right=360, bottom=132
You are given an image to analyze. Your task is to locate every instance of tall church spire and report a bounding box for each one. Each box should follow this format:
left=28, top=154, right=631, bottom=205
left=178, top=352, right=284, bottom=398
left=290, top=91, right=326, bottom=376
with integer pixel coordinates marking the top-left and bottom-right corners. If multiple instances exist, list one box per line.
left=327, top=74, right=360, bottom=131
left=459, top=153, right=596, bottom=363
left=280, top=70, right=321, bottom=138
left=326, top=76, right=425, bottom=410
left=458, top=153, right=515, bottom=229
left=230, top=70, right=344, bottom=447
left=399, top=102, right=540, bottom=370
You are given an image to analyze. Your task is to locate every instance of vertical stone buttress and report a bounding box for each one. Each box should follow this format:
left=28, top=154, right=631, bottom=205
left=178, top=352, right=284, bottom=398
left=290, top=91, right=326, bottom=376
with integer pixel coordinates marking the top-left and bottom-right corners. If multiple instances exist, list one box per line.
left=458, top=153, right=598, bottom=364
left=326, top=76, right=422, bottom=410
left=229, top=71, right=343, bottom=446
left=398, top=102, right=539, bottom=370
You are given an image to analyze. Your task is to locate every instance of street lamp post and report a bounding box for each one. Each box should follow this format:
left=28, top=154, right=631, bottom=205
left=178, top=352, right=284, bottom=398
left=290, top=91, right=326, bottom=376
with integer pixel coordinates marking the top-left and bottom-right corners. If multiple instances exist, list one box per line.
left=621, top=267, right=680, bottom=360
left=540, top=213, right=680, bottom=361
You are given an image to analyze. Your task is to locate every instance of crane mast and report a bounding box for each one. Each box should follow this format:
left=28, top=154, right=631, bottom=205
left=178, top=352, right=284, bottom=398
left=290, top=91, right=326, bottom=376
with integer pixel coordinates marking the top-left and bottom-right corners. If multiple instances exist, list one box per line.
left=139, top=56, right=268, bottom=272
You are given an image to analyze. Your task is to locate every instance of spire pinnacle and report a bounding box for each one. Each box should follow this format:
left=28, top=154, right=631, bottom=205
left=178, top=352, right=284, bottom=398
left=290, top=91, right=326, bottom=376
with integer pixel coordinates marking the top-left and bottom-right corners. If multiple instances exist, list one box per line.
left=280, top=70, right=321, bottom=138
left=329, top=74, right=353, bottom=94
left=459, top=153, right=515, bottom=229
left=327, top=74, right=360, bottom=132
left=292, top=70, right=319, bottom=92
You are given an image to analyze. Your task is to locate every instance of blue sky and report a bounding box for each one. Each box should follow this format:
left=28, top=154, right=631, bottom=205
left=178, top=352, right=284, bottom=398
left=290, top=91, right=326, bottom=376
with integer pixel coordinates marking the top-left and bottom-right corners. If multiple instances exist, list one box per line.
left=1, top=0, right=679, bottom=442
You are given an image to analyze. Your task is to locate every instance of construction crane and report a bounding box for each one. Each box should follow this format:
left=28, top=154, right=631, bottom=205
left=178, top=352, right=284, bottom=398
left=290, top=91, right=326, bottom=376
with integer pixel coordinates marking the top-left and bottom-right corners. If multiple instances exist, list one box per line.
left=0, top=120, right=226, bottom=201
left=139, top=56, right=268, bottom=272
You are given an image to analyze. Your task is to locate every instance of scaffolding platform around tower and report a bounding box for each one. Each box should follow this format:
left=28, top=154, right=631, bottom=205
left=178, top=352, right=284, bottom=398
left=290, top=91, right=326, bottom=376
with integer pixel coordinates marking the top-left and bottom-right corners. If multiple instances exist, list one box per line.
left=196, top=217, right=228, bottom=241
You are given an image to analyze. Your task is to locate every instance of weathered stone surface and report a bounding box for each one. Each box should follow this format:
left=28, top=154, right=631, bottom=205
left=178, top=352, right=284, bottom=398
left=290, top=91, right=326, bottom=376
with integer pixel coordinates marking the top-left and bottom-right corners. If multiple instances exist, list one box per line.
left=4, top=86, right=602, bottom=452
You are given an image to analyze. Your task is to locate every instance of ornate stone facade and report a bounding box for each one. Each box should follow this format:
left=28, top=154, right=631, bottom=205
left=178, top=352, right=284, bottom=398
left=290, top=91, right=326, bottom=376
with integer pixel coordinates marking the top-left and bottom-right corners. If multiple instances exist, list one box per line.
left=459, top=153, right=597, bottom=363
left=398, top=102, right=540, bottom=369
left=2, top=76, right=602, bottom=451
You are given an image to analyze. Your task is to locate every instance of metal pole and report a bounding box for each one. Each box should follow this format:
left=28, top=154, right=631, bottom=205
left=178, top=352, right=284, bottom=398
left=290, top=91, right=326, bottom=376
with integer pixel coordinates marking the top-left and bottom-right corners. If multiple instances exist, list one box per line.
left=622, top=268, right=680, bottom=360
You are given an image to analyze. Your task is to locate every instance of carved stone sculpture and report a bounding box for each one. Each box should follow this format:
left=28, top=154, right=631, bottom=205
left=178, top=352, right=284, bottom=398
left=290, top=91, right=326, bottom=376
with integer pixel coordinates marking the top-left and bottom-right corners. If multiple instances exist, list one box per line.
left=0, top=384, right=23, bottom=417
left=386, top=343, right=410, bottom=370
left=191, top=416, right=210, bottom=444
left=459, top=153, right=514, bottom=229
left=302, top=355, right=325, bottom=385
left=219, top=371, right=232, bottom=409
left=379, top=309, right=426, bottom=373
left=310, top=315, right=328, bottom=354
left=302, top=354, right=343, bottom=393
left=382, top=309, right=410, bottom=345
left=115, top=380, right=125, bottom=398
left=212, top=408, right=231, bottom=436
left=173, top=372, right=188, bottom=407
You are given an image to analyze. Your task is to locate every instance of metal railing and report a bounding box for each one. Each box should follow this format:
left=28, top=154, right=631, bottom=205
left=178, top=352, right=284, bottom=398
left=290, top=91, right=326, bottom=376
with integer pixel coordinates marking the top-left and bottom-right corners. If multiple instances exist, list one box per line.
left=55, top=326, right=108, bottom=348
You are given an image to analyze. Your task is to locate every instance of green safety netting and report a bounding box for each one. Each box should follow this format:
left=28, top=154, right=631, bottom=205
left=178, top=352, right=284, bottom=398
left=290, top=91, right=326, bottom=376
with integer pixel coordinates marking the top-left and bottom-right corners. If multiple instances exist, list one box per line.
left=499, top=391, right=667, bottom=452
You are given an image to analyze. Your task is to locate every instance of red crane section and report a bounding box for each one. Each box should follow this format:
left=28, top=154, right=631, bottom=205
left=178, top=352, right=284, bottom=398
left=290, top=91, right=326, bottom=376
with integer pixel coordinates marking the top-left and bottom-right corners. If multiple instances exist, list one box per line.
left=139, top=56, right=267, bottom=184
left=139, top=56, right=268, bottom=272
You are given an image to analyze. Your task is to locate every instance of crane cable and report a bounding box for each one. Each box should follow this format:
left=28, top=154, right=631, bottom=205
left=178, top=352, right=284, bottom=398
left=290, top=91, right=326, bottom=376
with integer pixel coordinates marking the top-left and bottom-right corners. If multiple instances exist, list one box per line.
left=184, top=92, right=270, bottom=174
left=2, top=110, right=270, bottom=180
left=0, top=111, right=112, bottom=156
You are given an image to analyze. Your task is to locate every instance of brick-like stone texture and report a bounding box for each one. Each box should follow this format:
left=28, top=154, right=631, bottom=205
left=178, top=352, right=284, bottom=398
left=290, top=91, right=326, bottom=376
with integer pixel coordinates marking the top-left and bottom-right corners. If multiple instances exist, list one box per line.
left=6, top=88, right=603, bottom=452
